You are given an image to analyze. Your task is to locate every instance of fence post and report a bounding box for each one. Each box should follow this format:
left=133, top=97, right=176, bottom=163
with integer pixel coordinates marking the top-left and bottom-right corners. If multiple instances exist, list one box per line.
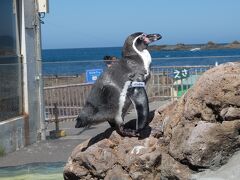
left=49, top=103, right=66, bottom=138
left=53, top=103, right=59, bottom=131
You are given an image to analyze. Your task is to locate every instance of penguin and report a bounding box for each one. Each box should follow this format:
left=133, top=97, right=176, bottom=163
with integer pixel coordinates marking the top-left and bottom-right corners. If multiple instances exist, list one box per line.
left=75, top=32, right=162, bottom=137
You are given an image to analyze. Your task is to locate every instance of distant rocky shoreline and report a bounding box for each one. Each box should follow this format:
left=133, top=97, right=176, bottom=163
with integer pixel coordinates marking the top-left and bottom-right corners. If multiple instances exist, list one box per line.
left=149, top=40, right=240, bottom=51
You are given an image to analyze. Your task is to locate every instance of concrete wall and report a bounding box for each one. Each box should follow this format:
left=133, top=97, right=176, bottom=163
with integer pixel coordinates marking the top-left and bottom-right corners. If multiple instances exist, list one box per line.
left=0, top=0, right=43, bottom=154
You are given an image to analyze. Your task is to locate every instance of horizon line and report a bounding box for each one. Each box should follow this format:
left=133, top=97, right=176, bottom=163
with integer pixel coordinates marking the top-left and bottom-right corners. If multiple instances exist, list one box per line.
left=42, top=41, right=239, bottom=50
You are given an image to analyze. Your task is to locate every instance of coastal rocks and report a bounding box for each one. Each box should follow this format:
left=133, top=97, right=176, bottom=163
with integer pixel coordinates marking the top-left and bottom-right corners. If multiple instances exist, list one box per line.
left=148, top=40, right=240, bottom=51
left=224, top=40, right=240, bottom=49
left=64, top=62, right=240, bottom=180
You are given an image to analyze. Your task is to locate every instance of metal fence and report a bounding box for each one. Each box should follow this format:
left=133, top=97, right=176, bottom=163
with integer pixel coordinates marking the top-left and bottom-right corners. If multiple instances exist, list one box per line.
left=43, top=65, right=212, bottom=123
left=44, top=83, right=92, bottom=122
left=149, top=65, right=212, bottom=100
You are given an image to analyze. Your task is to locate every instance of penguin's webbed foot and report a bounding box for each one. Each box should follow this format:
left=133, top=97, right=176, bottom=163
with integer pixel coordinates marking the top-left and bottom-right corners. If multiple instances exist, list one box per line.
left=116, top=125, right=139, bottom=137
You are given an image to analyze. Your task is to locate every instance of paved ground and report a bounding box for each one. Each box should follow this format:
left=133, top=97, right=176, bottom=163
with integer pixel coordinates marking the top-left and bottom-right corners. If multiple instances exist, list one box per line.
left=0, top=100, right=169, bottom=167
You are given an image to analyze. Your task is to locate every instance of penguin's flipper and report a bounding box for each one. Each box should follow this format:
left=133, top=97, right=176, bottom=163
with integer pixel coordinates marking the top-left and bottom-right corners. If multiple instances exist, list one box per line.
left=128, top=86, right=149, bottom=131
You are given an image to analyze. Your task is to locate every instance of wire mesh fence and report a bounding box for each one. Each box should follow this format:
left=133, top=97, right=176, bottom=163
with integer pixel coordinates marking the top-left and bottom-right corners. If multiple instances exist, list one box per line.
left=0, top=61, right=22, bottom=122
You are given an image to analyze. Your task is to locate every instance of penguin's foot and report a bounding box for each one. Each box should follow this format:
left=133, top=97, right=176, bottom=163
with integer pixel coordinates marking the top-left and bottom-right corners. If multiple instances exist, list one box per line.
left=117, top=125, right=139, bottom=137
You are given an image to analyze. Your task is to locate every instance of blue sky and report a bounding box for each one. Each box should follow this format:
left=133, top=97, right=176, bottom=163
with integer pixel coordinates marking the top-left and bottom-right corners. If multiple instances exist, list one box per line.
left=41, top=0, right=240, bottom=49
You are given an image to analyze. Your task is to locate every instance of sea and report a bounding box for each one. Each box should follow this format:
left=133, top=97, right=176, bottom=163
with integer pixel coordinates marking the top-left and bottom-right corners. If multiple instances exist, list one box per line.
left=42, top=47, right=240, bottom=76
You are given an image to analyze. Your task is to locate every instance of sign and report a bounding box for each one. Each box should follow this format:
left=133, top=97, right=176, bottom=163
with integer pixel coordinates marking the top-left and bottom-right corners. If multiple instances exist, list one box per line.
left=86, top=69, right=103, bottom=83
left=173, top=68, right=189, bottom=80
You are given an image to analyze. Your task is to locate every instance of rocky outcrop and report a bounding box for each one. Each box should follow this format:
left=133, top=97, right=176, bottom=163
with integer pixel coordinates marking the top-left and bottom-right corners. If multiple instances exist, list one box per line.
left=224, top=40, right=240, bottom=49
left=149, top=41, right=240, bottom=51
left=64, top=62, right=240, bottom=180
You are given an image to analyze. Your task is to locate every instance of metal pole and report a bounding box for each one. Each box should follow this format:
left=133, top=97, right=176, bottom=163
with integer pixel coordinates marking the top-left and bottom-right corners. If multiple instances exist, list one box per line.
left=35, top=1, right=46, bottom=140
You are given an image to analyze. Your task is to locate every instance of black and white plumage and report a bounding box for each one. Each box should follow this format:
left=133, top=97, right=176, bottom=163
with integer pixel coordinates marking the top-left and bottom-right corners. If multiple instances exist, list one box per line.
left=75, top=32, right=162, bottom=136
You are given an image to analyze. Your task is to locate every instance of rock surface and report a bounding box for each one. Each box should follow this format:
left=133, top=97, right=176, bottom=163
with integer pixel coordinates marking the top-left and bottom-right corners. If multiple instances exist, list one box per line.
left=64, top=62, right=240, bottom=180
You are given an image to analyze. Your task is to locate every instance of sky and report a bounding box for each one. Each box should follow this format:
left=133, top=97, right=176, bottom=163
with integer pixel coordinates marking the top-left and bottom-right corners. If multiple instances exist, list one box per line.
left=41, top=0, right=240, bottom=49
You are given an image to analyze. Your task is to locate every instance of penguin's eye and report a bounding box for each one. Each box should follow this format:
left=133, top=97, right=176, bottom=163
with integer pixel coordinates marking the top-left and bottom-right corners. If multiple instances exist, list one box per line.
left=139, top=34, right=146, bottom=40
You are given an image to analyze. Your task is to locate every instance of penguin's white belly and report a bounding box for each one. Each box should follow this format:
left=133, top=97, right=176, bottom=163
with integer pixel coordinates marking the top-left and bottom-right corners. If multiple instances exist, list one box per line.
left=115, top=81, right=131, bottom=125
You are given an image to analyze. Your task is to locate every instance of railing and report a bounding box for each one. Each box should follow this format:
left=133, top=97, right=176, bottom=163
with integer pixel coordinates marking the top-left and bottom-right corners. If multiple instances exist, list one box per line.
left=43, top=65, right=212, bottom=123
left=149, top=65, right=212, bottom=100
left=44, top=83, right=92, bottom=122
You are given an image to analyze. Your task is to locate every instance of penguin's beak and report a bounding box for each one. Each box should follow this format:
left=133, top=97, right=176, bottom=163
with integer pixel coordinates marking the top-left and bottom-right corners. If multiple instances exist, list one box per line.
left=141, top=33, right=162, bottom=44
left=147, top=34, right=162, bottom=42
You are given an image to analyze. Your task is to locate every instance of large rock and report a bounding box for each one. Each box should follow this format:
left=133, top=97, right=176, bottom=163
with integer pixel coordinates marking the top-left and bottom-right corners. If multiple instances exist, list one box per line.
left=64, top=62, right=240, bottom=180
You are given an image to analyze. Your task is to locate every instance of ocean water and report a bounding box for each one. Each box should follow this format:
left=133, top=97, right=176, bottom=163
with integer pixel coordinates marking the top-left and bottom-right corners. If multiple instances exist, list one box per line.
left=42, top=47, right=240, bottom=75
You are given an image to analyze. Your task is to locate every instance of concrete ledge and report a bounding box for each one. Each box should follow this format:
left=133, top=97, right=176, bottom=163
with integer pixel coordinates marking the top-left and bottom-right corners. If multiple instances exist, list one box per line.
left=0, top=116, right=25, bottom=154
